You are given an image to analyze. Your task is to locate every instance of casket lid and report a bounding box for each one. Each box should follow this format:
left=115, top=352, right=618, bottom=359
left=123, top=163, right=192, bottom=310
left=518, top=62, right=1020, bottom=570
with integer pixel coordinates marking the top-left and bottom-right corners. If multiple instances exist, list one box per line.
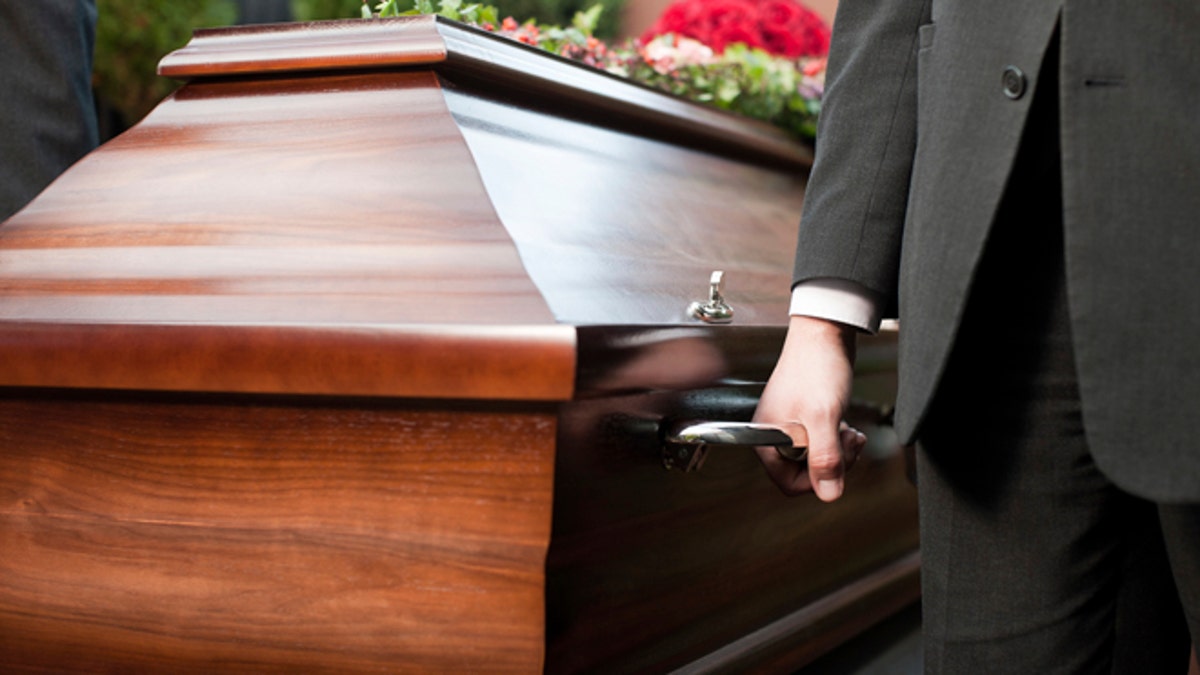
left=157, top=15, right=810, bottom=168
left=0, top=16, right=810, bottom=401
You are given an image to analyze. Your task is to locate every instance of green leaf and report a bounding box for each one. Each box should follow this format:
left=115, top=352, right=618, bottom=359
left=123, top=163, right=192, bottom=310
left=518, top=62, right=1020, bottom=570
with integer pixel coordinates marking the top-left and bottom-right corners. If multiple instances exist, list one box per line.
left=571, top=4, right=603, bottom=35
left=374, top=0, right=402, bottom=15
left=438, top=0, right=462, bottom=19
left=715, top=79, right=740, bottom=105
left=458, top=3, right=480, bottom=21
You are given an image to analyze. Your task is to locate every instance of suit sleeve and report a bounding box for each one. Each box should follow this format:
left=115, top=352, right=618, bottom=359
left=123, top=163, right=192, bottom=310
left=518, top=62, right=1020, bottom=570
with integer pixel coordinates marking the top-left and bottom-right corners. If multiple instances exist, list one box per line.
left=790, top=279, right=884, bottom=332
left=792, top=0, right=932, bottom=316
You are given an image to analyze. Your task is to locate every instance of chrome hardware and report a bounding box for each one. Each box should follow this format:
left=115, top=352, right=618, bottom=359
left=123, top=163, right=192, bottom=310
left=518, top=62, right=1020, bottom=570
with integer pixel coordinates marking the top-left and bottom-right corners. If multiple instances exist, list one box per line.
left=661, top=420, right=807, bottom=472
left=688, top=270, right=734, bottom=324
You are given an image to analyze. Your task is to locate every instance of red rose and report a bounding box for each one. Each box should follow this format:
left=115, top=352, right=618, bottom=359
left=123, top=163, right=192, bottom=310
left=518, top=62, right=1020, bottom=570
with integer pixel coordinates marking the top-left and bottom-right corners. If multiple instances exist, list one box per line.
left=651, top=2, right=700, bottom=34
left=641, top=0, right=829, bottom=57
left=792, top=10, right=831, bottom=55
left=707, top=23, right=762, bottom=52
left=641, top=1, right=698, bottom=44
left=759, top=25, right=803, bottom=57
left=702, top=0, right=756, bottom=29
left=755, top=0, right=803, bottom=29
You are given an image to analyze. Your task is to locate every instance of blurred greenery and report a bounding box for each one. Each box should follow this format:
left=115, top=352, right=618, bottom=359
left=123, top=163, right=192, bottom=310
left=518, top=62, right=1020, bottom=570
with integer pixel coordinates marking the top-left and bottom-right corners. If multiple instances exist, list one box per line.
left=93, top=0, right=236, bottom=127
left=485, top=0, right=623, bottom=37
left=364, top=0, right=623, bottom=34
left=292, top=0, right=364, bottom=21
left=93, top=0, right=625, bottom=130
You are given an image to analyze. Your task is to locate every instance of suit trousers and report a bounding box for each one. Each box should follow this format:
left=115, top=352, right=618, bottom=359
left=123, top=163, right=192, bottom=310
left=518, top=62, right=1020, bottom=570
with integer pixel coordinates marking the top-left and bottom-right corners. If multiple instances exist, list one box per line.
left=913, top=33, right=1200, bottom=674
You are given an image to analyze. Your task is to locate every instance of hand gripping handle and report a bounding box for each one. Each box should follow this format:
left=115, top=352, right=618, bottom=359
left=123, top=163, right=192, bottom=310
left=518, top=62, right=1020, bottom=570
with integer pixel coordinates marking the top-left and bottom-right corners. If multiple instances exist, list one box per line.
left=661, top=420, right=807, bottom=472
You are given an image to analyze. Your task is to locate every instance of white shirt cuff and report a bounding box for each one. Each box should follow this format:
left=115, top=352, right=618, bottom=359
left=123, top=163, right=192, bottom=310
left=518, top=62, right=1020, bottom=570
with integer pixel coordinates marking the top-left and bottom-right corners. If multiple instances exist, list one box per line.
left=789, top=278, right=884, bottom=333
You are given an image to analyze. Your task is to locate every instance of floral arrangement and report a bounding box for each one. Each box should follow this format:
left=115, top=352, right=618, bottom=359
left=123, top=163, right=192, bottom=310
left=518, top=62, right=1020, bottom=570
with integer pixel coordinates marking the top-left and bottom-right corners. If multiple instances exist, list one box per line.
left=366, top=0, right=827, bottom=141
left=640, top=0, right=829, bottom=58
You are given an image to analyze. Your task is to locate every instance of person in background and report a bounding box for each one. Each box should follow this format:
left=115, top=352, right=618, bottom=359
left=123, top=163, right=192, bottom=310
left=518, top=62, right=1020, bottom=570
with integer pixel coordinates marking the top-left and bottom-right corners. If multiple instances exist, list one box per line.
left=753, top=1, right=1200, bottom=672
left=235, top=0, right=294, bottom=24
left=0, top=0, right=100, bottom=222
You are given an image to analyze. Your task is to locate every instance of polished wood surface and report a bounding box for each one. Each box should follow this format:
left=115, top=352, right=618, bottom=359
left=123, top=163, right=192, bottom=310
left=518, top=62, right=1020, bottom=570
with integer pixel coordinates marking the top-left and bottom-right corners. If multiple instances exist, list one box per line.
left=158, top=17, right=811, bottom=168
left=0, top=391, right=557, bottom=672
left=549, top=393, right=917, bottom=674
left=0, top=322, right=574, bottom=399
left=547, top=328, right=915, bottom=674
left=2, top=69, right=553, bottom=328
left=0, top=16, right=916, bottom=673
left=447, top=89, right=807, bottom=326
left=159, top=17, right=449, bottom=78
left=0, top=67, right=574, bottom=397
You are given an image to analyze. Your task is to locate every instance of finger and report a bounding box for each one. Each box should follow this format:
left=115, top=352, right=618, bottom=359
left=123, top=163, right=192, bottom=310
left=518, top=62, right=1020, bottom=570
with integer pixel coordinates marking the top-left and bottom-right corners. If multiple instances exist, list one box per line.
left=807, top=417, right=846, bottom=502
left=754, top=443, right=810, bottom=496
left=751, top=419, right=810, bottom=496
left=839, top=423, right=867, bottom=471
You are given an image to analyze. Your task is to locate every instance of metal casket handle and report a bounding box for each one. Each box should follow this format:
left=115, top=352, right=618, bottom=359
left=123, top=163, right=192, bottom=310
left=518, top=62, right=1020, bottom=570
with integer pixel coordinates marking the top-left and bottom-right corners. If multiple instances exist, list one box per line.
left=661, top=420, right=807, bottom=472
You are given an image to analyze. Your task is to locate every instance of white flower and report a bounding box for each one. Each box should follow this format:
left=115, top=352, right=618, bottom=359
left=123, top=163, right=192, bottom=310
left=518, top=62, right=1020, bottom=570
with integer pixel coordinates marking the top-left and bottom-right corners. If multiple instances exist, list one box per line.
left=643, top=34, right=714, bottom=74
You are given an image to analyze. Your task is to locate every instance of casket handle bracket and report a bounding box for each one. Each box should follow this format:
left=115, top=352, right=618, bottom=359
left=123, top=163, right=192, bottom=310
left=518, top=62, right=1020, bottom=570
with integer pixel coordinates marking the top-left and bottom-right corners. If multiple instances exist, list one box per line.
left=688, top=270, right=734, bottom=324
left=661, top=420, right=807, bottom=472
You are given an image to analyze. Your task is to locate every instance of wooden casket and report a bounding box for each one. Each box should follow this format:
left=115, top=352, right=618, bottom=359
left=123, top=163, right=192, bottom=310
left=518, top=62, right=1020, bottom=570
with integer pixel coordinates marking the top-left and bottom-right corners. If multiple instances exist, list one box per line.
left=0, top=16, right=918, bottom=674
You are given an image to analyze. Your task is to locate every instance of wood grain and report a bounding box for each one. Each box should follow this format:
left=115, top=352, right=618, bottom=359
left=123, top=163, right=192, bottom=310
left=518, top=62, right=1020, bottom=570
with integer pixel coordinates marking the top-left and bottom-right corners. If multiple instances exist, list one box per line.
left=445, top=89, right=808, bottom=326
left=157, top=15, right=811, bottom=166
left=0, top=17, right=917, bottom=673
left=0, top=391, right=557, bottom=673
left=545, top=331, right=916, bottom=673
left=159, top=17, right=449, bottom=78
left=0, top=322, right=575, bottom=400
left=0, top=68, right=575, bottom=397
left=1, top=70, right=554, bottom=328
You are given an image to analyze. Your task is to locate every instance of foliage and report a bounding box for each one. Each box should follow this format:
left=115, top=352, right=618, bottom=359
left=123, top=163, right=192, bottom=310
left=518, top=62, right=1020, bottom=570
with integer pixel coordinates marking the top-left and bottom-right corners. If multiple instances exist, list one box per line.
left=369, top=0, right=826, bottom=140
left=91, top=0, right=823, bottom=141
left=292, top=0, right=365, bottom=20
left=94, top=0, right=370, bottom=128
left=625, top=36, right=825, bottom=139
left=374, top=0, right=622, bottom=36
left=373, top=0, right=499, bottom=25
left=490, top=0, right=623, bottom=38
left=93, top=0, right=237, bottom=125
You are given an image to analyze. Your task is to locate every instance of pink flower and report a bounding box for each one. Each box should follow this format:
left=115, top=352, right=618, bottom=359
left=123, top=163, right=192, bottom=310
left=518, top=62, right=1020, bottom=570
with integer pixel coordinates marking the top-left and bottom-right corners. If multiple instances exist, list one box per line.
left=802, top=56, right=826, bottom=77
left=643, top=34, right=715, bottom=73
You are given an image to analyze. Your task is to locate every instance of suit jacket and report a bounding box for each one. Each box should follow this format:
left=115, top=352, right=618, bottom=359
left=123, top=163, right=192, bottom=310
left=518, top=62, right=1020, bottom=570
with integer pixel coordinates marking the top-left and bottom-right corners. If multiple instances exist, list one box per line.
left=0, top=0, right=98, bottom=222
left=793, top=0, right=1200, bottom=502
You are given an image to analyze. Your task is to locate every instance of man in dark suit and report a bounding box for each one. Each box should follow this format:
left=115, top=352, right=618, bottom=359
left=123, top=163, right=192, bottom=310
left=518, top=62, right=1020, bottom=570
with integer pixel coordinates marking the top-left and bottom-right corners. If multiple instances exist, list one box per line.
left=754, top=1, right=1200, bottom=671
left=0, top=1, right=100, bottom=222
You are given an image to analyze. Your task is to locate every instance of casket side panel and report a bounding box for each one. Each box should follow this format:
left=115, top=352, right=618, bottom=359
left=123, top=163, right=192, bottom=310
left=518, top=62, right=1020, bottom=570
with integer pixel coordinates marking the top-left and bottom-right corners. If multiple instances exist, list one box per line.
left=544, top=329, right=918, bottom=673
left=0, top=391, right=556, bottom=673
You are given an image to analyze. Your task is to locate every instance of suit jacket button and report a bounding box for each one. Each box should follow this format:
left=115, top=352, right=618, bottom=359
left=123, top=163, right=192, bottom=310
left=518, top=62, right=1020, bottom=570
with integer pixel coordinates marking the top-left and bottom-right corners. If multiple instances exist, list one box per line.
left=1002, top=65, right=1027, bottom=99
